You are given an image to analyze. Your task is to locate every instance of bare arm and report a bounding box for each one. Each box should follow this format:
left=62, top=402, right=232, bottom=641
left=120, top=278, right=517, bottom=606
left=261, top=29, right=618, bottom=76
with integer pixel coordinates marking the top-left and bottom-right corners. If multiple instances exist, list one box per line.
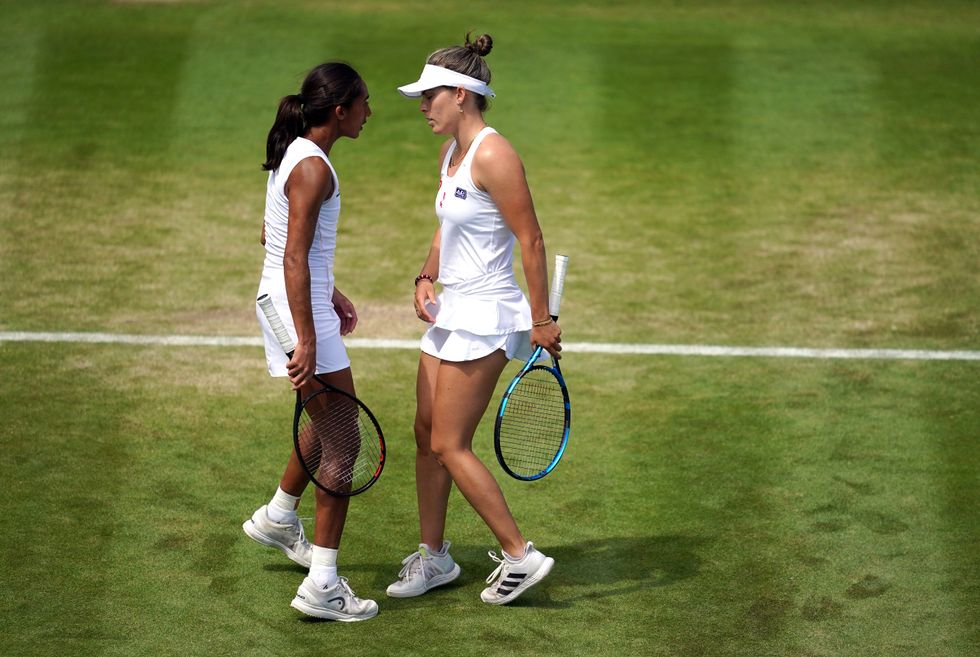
left=414, top=226, right=441, bottom=323
left=332, top=286, right=358, bottom=336
left=283, top=156, right=334, bottom=388
left=472, top=135, right=561, bottom=358
left=414, top=139, right=453, bottom=323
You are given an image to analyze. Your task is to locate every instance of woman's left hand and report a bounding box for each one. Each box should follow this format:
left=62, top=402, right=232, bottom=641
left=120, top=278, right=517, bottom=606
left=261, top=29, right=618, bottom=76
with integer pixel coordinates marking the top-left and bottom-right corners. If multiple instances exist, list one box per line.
left=333, top=289, right=358, bottom=336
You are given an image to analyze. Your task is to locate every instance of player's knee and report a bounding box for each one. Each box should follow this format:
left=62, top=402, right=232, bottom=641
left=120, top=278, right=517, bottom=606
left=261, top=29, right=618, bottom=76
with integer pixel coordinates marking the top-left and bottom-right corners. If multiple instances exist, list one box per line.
left=425, top=439, right=447, bottom=461
left=416, top=442, right=440, bottom=462
left=414, top=417, right=432, bottom=446
left=428, top=439, right=466, bottom=465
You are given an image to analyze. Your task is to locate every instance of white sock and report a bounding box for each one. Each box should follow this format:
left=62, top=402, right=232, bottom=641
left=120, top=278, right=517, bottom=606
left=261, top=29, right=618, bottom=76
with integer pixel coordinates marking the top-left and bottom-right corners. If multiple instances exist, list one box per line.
left=310, top=546, right=339, bottom=588
left=267, top=487, right=300, bottom=523
left=503, top=543, right=529, bottom=563
left=424, top=541, right=449, bottom=558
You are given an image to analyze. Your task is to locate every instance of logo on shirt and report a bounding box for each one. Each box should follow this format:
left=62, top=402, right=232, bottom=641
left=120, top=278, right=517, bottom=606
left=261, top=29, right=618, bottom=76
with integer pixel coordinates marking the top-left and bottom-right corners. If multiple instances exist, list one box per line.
left=454, top=187, right=467, bottom=200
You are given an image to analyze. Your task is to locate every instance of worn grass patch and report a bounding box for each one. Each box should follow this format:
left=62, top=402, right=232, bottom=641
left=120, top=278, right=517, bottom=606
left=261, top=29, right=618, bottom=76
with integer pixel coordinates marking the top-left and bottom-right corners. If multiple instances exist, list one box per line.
left=0, top=1, right=978, bottom=656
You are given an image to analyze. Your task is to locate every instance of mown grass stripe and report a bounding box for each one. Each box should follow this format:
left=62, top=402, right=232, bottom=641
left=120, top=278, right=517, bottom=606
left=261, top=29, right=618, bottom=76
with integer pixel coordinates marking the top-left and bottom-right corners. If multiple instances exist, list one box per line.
left=1, top=331, right=977, bottom=361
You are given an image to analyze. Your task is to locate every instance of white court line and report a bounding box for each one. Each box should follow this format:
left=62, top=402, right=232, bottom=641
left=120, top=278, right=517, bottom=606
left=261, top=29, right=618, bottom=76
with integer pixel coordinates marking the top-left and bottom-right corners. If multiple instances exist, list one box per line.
left=1, top=331, right=978, bottom=361
left=568, top=342, right=980, bottom=361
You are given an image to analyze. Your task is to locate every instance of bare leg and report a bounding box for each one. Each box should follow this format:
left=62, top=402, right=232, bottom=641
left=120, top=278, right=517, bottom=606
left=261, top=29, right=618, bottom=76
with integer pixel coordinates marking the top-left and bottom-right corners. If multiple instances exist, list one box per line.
left=428, top=350, right=526, bottom=556
left=415, top=352, right=453, bottom=548
left=278, top=449, right=311, bottom=499
left=278, top=369, right=356, bottom=549
left=312, top=486, right=349, bottom=548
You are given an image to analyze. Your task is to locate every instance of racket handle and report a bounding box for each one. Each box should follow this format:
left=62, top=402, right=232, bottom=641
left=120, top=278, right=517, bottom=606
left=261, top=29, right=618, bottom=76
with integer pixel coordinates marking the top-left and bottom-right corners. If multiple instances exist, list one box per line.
left=548, top=254, right=569, bottom=319
left=257, top=294, right=296, bottom=355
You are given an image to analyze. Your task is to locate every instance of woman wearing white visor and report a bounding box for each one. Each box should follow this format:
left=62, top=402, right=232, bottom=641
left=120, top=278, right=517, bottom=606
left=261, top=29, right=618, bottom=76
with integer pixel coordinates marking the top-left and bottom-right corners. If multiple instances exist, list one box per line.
left=388, top=33, right=562, bottom=605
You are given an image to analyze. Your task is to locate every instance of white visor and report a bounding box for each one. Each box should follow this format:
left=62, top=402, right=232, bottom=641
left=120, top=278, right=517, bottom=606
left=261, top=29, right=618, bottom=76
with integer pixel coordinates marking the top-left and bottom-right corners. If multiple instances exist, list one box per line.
left=397, top=64, right=495, bottom=99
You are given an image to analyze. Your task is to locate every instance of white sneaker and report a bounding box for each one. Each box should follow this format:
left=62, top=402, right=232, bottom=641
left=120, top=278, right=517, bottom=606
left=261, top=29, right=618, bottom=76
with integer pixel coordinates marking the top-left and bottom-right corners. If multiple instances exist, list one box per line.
left=386, top=542, right=461, bottom=598
left=242, top=505, right=312, bottom=568
left=480, top=542, right=554, bottom=605
left=291, top=576, right=378, bottom=622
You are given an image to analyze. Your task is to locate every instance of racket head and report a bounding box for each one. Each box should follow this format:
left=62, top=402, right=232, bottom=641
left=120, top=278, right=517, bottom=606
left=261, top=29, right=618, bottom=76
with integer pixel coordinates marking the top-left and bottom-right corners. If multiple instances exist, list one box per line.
left=293, top=380, right=386, bottom=497
left=494, top=355, right=571, bottom=481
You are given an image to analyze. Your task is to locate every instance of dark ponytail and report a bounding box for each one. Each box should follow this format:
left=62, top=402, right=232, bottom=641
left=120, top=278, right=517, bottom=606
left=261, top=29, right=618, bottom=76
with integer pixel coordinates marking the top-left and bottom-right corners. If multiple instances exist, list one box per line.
left=262, top=94, right=305, bottom=172
left=262, top=62, right=364, bottom=171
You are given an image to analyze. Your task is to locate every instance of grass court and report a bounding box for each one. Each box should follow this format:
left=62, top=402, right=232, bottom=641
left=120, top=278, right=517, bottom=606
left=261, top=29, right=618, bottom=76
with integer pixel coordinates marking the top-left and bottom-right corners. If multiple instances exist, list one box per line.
left=1, top=1, right=978, bottom=656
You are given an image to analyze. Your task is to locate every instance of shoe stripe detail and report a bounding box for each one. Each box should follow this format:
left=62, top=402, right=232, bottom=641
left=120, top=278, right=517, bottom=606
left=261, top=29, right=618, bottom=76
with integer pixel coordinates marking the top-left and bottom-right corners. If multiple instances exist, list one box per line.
left=483, top=556, right=555, bottom=605
left=495, top=571, right=529, bottom=593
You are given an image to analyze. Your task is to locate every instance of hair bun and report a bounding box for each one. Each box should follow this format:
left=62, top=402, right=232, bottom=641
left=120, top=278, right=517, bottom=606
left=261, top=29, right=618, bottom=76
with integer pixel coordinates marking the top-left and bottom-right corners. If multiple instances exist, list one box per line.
left=466, top=32, right=493, bottom=57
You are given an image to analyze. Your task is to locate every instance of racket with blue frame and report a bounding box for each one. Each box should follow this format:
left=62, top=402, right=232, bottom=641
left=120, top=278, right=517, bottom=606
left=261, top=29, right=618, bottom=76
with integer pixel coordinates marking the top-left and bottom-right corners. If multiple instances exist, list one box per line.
left=494, top=254, right=571, bottom=481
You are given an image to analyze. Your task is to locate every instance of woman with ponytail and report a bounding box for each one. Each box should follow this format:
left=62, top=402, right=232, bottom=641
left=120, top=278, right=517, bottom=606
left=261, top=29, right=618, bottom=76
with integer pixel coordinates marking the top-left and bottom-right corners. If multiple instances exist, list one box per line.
left=388, top=34, right=561, bottom=606
left=242, top=62, right=377, bottom=622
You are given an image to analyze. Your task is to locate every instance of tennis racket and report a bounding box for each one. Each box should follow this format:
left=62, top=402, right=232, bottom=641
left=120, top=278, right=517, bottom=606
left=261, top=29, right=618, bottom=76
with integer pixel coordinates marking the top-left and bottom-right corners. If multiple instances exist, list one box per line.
left=493, top=253, right=571, bottom=481
left=257, top=294, right=385, bottom=497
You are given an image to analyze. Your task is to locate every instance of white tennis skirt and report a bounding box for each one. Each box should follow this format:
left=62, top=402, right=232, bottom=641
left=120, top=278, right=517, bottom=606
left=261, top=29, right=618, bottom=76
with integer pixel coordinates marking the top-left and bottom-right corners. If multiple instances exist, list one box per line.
left=420, top=326, right=536, bottom=363
left=255, top=283, right=350, bottom=377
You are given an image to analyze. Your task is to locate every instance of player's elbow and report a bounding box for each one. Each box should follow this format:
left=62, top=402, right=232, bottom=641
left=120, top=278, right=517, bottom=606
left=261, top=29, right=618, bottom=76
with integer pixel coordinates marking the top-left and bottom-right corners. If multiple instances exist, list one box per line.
left=282, top=251, right=306, bottom=274
left=519, top=227, right=544, bottom=252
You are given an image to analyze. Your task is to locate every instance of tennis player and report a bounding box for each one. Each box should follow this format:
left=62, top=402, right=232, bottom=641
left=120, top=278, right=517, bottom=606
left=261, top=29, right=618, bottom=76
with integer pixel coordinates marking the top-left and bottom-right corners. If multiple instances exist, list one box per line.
left=242, top=62, right=377, bottom=621
left=389, top=34, right=562, bottom=605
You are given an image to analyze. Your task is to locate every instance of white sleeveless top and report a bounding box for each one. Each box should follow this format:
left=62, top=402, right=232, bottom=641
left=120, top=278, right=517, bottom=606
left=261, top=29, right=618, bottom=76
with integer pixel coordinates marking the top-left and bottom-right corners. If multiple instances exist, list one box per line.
left=262, top=137, right=340, bottom=296
left=429, top=127, right=532, bottom=336
left=256, top=137, right=349, bottom=376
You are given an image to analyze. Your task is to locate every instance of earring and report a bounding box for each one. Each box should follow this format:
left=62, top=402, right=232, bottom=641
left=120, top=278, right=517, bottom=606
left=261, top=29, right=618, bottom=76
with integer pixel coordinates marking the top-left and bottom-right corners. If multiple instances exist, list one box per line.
left=457, top=104, right=464, bottom=114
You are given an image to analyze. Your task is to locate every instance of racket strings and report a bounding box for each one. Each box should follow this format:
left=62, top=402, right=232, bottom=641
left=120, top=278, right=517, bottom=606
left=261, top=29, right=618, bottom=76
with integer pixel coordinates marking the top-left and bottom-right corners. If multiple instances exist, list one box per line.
left=498, top=371, right=568, bottom=477
left=297, top=392, right=382, bottom=493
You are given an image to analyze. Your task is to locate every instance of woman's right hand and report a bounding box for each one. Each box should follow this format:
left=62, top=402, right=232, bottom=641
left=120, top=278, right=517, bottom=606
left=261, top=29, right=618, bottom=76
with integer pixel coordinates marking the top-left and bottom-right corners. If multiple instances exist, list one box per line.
left=286, top=341, right=316, bottom=390
left=531, top=320, right=562, bottom=360
left=414, top=280, right=437, bottom=323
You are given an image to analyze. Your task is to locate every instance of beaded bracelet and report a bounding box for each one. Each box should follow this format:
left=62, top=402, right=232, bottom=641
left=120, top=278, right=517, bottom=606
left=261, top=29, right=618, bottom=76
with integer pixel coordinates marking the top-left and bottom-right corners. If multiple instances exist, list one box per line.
left=531, top=318, right=554, bottom=327
left=414, top=273, right=433, bottom=286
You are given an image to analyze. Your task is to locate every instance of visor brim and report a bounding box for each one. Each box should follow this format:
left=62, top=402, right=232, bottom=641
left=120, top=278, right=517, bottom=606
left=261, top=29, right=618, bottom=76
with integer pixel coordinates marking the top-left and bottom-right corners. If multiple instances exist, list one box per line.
left=396, top=82, right=431, bottom=98
left=396, top=65, right=496, bottom=99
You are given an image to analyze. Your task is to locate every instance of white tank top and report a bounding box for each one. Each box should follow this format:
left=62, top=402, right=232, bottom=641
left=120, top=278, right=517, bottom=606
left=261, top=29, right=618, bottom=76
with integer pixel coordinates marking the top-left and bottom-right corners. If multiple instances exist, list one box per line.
left=430, top=127, right=531, bottom=335
left=262, top=137, right=340, bottom=295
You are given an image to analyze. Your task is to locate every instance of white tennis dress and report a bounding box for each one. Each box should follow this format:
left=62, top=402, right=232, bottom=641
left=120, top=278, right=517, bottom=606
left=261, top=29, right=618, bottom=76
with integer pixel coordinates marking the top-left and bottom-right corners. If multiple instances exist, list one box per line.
left=421, top=127, right=536, bottom=362
left=256, top=137, right=350, bottom=377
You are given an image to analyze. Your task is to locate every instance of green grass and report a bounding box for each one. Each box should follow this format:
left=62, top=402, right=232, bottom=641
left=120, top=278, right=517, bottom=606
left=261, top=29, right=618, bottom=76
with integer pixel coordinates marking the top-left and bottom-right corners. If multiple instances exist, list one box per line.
left=0, top=1, right=978, bottom=656
left=1, top=344, right=977, bottom=656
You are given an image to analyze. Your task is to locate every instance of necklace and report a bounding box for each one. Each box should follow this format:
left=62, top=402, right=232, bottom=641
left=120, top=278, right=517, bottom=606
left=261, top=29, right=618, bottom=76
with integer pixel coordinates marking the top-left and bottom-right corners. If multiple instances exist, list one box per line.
left=449, top=133, right=477, bottom=169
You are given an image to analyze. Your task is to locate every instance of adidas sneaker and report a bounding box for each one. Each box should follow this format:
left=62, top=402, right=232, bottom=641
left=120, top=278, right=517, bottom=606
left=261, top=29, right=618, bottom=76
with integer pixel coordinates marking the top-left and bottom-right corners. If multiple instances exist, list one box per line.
left=480, top=541, right=554, bottom=605
left=386, top=542, right=461, bottom=598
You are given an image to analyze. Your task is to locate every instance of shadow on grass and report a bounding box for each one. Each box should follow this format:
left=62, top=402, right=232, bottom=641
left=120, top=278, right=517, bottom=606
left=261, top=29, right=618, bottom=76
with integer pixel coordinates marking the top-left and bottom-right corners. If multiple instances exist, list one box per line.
left=350, top=534, right=705, bottom=610
left=263, top=562, right=312, bottom=575
left=264, top=535, right=706, bottom=614
left=504, top=534, right=707, bottom=608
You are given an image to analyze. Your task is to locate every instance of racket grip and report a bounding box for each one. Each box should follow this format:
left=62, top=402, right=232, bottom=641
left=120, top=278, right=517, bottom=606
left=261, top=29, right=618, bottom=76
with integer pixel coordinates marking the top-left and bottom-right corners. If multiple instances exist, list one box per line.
left=548, top=254, right=569, bottom=319
left=257, top=294, right=296, bottom=355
